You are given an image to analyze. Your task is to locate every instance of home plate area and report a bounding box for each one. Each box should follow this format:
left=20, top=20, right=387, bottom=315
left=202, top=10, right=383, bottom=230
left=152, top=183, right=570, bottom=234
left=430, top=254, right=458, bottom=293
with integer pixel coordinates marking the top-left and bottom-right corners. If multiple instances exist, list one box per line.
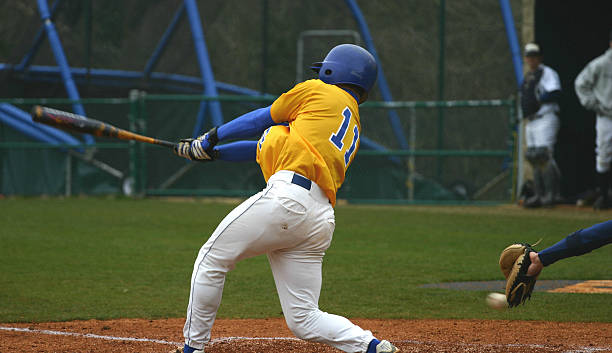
left=1, top=317, right=611, bottom=353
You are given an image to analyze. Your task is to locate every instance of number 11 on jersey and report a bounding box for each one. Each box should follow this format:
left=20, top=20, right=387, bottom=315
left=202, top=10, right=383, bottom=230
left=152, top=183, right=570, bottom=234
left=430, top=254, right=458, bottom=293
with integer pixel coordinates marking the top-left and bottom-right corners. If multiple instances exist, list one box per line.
left=329, top=107, right=359, bottom=168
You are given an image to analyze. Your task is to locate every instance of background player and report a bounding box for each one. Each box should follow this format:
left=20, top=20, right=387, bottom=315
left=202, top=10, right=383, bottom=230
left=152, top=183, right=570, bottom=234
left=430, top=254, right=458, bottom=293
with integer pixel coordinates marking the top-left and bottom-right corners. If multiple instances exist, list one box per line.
left=574, top=30, right=612, bottom=210
left=520, top=43, right=563, bottom=208
left=172, top=44, right=399, bottom=353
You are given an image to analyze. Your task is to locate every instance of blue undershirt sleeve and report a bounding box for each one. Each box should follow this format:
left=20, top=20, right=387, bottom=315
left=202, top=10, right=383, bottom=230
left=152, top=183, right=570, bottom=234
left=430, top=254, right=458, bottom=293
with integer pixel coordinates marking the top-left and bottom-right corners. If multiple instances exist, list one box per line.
left=538, top=220, right=612, bottom=266
left=539, top=89, right=561, bottom=103
left=214, top=141, right=257, bottom=162
left=216, top=106, right=275, bottom=141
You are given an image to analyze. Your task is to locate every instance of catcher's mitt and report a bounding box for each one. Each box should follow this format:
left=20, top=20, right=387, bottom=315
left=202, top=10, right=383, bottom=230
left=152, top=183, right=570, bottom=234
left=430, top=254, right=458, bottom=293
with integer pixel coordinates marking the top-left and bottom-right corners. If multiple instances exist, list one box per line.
left=499, top=242, right=538, bottom=307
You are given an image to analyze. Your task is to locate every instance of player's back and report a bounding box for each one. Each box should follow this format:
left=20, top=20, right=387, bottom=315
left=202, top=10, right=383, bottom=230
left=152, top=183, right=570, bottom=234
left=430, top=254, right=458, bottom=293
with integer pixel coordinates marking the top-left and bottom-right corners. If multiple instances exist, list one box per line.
left=258, top=79, right=361, bottom=205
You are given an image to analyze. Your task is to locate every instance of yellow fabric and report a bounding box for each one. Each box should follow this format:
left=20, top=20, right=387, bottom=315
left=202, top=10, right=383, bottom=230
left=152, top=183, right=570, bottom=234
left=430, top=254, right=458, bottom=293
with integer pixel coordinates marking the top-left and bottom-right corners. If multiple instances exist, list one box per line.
left=256, top=79, right=361, bottom=206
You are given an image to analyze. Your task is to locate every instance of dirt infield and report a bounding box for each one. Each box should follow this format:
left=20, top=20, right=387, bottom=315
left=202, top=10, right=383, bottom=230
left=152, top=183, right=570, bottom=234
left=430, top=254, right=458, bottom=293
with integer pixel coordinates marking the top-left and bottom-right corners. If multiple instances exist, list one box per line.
left=1, top=318, right=611, bottom=352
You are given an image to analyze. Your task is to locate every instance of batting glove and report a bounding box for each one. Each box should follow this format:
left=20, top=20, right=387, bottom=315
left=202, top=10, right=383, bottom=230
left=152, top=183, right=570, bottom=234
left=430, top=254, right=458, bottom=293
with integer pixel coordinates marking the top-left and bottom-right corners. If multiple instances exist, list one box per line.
left=174, top=127, right=219, bottom=161
left=191, top=126, right=219, bottom=160
left=174, top=138, right=196, bottom=160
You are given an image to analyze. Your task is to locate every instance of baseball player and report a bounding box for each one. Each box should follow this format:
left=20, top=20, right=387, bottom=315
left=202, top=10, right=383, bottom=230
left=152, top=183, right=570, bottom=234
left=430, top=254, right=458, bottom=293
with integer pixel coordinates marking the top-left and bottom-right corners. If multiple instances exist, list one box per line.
left=575, top=30, right=612, bottom=210
left=172, top=44, right=399, bottom=353
left=520, top=43, right=563, bottom=208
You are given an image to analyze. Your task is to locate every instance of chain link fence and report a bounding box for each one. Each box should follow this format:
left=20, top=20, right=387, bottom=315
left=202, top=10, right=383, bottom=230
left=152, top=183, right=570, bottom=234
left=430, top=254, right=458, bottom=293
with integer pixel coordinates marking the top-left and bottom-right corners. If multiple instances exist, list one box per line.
left=0, top=94, right=516, bottom=203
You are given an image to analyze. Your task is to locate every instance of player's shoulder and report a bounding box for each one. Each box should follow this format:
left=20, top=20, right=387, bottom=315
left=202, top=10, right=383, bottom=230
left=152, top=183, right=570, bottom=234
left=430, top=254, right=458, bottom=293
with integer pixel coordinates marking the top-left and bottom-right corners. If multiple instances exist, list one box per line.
left=541, top=64, right=560, bottom=81
left=296, top=79, right=331, bottom=90
left=291, top=79, right=347, bottom=98
left=591, top=49, right=612, bottom=68
left=541, top=64, right=558, bottom=75
left=284, top=79, right=325, bottom=95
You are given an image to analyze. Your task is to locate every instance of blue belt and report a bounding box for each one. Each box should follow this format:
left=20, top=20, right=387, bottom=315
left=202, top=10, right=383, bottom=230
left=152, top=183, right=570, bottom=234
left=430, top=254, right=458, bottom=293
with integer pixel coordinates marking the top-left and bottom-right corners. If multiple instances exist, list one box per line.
left=291, top=173, right=312, bottom=190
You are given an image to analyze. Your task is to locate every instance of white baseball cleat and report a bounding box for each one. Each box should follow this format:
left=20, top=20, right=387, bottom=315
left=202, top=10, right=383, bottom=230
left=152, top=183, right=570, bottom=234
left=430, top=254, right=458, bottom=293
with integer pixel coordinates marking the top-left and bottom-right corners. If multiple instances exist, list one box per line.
left=376, top=339, right=400, bottom=353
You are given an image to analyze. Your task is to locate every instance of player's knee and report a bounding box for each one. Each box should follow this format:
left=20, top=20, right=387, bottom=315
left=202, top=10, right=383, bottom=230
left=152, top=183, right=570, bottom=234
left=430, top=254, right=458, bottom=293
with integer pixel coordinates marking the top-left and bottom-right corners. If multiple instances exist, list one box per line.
left=526, top=146, right=550, bottom=167
left=596, top=159, right=611, bottom=174
left=195, top=256, right=236, bottom=286
left=284, top=308, right=319, bottom=340
left=535, top=147, right=551, bottom=164
left=525, top=147, right=538, bottom=166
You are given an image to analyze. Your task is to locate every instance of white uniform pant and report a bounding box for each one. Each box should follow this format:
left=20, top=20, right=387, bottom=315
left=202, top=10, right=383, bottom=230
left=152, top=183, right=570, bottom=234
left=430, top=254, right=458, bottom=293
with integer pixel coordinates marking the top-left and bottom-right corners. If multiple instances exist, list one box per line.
left=525, top=112, right=559, bottom=151
left=183, top=170, right=374, bottom=352
left=595, top=115, right=612, bottom=173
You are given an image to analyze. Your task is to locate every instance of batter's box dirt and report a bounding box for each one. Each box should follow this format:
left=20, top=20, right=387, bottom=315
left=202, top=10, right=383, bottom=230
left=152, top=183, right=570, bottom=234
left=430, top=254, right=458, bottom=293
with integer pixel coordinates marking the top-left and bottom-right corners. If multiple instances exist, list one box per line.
left=547, top=280, right=612, bottom=293
left=1, top=318, right=611, bottom=353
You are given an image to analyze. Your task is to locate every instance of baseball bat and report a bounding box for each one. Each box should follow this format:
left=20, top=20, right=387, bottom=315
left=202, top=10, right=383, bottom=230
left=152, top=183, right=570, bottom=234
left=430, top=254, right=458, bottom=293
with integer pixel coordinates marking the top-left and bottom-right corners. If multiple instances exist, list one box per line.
left=31, top=105, right=176, bottom=149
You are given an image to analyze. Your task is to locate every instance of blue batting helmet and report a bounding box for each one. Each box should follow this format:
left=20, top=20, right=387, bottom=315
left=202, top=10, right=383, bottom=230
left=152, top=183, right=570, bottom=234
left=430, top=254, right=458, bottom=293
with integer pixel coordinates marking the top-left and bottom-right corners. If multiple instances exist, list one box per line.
left=311, top=44, right=378, bottom=94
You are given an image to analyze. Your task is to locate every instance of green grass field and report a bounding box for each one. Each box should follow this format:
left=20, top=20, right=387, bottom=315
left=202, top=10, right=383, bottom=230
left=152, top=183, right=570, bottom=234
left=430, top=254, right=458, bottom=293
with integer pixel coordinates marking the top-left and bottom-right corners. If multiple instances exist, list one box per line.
left=1, top=197, right=610, bottom=323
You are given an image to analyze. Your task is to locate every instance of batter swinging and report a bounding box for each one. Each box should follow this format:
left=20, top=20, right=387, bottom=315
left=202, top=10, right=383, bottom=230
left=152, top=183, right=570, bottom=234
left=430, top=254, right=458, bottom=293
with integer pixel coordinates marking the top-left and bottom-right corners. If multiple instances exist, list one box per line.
left=173, top=44, right=399, bottom=353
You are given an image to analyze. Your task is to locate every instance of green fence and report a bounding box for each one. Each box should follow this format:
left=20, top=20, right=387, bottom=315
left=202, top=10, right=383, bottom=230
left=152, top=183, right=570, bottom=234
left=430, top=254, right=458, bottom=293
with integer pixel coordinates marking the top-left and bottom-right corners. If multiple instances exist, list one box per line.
left=0, top=94, right=516, bottom=203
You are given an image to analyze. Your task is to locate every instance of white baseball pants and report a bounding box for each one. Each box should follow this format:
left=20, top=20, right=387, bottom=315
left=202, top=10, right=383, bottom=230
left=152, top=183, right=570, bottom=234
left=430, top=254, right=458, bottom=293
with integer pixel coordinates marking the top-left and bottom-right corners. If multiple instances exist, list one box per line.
left=596, top=115, right=612, bottom=173
left=183, top=170, right=374, bottom=352
left=525, top=112, right=559, bottom=151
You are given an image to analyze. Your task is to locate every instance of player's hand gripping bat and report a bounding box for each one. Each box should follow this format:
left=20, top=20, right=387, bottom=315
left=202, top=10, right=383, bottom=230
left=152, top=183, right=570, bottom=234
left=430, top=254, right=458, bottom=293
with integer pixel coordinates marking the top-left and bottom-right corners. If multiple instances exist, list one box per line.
left=31, top=105, right=176, bottom=149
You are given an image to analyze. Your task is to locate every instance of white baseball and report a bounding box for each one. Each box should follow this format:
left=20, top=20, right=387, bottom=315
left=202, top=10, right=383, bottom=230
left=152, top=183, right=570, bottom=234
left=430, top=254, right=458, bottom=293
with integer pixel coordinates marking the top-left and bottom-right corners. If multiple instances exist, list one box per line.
left=486, top=292, right=507, bottom=310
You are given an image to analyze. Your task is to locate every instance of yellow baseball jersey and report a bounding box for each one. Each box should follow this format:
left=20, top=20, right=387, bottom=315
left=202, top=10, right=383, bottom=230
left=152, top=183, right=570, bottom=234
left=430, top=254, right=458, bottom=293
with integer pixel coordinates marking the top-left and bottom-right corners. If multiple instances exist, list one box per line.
left=256, top=79, right=361, bottom=206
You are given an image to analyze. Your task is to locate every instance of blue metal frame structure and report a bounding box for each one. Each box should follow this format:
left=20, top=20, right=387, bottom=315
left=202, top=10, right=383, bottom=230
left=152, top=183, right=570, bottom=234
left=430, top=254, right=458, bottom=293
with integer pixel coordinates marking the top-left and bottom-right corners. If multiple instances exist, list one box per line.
left=0, top=103, right=82, bottom=147
left=499, top=0, right=523, bottom=87
left=35, top=0, right=92, bottom=144
left=344, top=0, right=409, bottom=150
left=498, top=0, right=524, bottom=199
left=184, top=0, right=224, bottom=136
left=15, top=0, right=62, bottom=72
left=2, top=0, right=411, bottom=153
left=143, top=3, right=186, bottom=80
left=1, top=1, right=523, bottom=157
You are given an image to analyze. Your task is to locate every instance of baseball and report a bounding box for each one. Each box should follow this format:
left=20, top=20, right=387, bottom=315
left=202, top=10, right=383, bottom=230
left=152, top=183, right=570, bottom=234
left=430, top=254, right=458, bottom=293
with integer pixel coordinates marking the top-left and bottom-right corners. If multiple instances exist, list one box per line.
left=486, top=292, right=507, bottom=310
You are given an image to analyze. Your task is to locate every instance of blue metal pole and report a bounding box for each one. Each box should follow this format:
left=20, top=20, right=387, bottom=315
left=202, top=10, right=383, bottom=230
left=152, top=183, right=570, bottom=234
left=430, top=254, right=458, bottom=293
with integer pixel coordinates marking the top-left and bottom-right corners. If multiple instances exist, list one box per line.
left=184, top=0, right=224, bottom=131
left=144, top=3, right=186, bottom=78
left=2, top=64, right=269, bottom=96
left=0, top=104, right=81, bottom=146
left=499, top=0, right=524, bottom=200
left=191, top=101, right=209, bottom=138
left=16, top=0, right=63, bottom=71
left=0, top=110, right=59, bottom=145
left=499, top=0, right=523, bottom=87
left=360, top=136, right=401, bottom=165
left=36, top=0, right=94, bottom=144
left=344, top=0, right=409, bottom=149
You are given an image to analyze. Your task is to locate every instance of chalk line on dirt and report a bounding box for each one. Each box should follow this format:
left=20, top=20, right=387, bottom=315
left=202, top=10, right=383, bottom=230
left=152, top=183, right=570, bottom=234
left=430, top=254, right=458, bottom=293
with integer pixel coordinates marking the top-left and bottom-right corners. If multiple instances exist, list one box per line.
left=0, top=326, right=182, bottom=345
left=1, top=326, right=609, bottom=352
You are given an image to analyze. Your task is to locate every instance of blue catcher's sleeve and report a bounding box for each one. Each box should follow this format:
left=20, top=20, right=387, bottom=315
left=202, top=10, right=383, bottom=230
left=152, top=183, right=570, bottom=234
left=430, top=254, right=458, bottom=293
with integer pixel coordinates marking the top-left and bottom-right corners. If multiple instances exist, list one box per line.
left=217, top=106, right=275, bottom=141
left=538, top=220, right=612, bottom=266
left=539, top=89, right=561, bottom=103
left=214, top=141, right=257, bottom=162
